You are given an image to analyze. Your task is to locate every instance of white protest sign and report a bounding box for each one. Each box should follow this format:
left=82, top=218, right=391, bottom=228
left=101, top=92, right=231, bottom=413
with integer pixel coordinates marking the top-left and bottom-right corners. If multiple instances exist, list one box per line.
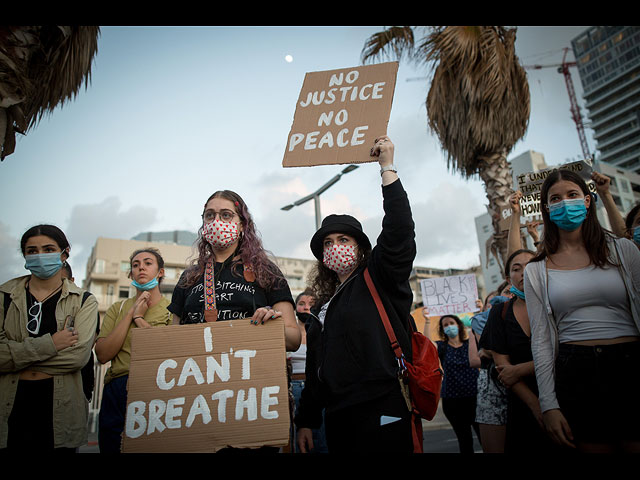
left=517, top=159, right=596, bottom=217
left=420, top=274, right=480, bottom=316
left=121, top=319, right=289, bottom=453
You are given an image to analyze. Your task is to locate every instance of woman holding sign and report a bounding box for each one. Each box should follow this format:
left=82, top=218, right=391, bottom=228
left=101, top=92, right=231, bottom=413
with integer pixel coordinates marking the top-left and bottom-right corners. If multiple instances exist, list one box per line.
left=169, top=190, right=300, bottom=350
left=525, top=169, right=640, bottom=452
left=295, top=136, right=417, bottom=454
left=0, top=225, right=98, bottom=452
left=95, top=247, right=172, bottom=453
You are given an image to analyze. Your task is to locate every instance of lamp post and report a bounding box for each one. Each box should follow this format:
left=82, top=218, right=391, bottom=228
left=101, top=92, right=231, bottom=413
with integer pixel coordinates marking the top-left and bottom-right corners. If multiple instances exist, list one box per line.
left=281, top=165, right=359, bottom=230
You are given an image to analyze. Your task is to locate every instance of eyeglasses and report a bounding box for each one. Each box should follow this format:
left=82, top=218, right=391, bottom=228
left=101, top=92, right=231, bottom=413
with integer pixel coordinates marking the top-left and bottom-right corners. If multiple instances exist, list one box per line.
left=202, top=209, right=238, bottom=223
left=27, top=301, right=42, bottom=335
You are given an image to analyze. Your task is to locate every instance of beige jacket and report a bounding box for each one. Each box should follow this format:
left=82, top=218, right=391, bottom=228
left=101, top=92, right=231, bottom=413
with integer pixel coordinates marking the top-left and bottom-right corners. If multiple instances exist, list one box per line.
left=0, top=276, right=98, bottom=449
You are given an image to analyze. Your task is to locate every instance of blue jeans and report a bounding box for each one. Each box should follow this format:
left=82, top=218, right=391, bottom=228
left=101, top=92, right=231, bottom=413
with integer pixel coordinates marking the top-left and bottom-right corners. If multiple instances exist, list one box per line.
left=291, top=379, right=328, bottom=453
left=98, top=374, right=128, bottom=453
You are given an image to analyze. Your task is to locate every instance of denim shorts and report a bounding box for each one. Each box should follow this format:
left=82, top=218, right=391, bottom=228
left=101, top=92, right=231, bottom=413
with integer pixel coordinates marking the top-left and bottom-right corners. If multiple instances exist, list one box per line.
left=555, top=341, right=640, bottom=444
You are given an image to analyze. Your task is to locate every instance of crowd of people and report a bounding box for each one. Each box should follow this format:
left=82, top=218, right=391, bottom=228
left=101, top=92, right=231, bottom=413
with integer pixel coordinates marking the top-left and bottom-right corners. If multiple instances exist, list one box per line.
left=1, top=135, right=639, bottom=454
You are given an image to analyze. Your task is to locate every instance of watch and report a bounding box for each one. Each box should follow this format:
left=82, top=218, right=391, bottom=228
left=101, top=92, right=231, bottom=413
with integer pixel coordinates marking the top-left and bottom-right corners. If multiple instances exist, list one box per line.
left=380, top=164, right=397, bottom=175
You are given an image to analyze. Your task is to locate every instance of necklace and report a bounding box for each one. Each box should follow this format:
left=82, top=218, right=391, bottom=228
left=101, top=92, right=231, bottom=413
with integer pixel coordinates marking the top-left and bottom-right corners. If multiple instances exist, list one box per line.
left=26, top=281, right=63, bottom=304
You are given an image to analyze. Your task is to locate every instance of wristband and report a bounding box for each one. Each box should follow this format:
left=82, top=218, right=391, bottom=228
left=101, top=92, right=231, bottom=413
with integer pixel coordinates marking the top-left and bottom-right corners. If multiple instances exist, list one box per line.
left=380, top=164, right=397, bottom=175
left=133, top=316, right=144, bottom=321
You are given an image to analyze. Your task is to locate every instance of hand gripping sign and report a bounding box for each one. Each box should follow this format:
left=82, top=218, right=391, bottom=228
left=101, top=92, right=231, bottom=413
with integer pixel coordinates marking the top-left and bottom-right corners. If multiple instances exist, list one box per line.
left=122, top=319, right=289, bottom=453
left=283, top=62, right=398, bottom=168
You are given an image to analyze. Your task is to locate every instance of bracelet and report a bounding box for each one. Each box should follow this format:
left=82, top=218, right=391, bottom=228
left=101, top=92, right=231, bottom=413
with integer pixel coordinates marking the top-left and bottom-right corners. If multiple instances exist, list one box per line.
left=133, top=316, right=144, bottom=321
left=380, top=164, right=397, bottom=175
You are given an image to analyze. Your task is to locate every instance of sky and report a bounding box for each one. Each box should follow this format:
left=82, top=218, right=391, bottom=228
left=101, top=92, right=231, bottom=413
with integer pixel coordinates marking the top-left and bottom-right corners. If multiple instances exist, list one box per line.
left=0, top=25, right=594, bottom=286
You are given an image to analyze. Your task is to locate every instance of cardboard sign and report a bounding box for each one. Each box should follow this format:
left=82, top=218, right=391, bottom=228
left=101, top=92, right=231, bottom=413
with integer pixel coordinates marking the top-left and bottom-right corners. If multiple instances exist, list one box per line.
left=121, top=319, right=289, bottom=453
left=516, top=159, right=596, bottom=217
left=420, top=274, right=480, bottom=317
left=282, top=62, right=398, bottom=168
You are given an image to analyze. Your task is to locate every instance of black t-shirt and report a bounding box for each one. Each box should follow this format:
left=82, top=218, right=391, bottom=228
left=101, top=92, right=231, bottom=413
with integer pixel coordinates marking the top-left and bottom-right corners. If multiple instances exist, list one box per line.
left=27, top=289, right=61, bottom=338
left=168, top=260, right=294, bottom=324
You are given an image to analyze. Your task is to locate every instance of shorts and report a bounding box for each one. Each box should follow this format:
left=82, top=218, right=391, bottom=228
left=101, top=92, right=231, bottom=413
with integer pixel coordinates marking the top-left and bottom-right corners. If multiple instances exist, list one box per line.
left=475, top=368, right=508, bottom=426
left=555, top=341, right=640, bottom=444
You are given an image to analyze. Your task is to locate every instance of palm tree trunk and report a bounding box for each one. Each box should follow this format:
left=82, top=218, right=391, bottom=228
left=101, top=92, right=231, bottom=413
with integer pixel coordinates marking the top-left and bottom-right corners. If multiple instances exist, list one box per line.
left=477, top=149, right=513, bottom=273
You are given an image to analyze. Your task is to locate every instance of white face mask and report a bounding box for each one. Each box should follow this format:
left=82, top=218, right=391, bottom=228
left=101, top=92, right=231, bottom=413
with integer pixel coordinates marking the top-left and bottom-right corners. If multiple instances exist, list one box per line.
left=323, top=244, right=357, bottom=276
left=203, top=219, right=240, bottom=250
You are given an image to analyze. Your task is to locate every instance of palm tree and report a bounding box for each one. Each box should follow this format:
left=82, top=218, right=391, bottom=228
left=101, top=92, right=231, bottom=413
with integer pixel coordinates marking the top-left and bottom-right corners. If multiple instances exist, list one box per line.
left=362, top=26, right=530, bottom=271
left=0, top=26, right=100, bottom=161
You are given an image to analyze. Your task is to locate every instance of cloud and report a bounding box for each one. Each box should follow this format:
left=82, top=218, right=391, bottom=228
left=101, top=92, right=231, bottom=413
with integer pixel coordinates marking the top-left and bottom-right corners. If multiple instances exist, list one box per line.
left=0, top=222, right=25, bottom=283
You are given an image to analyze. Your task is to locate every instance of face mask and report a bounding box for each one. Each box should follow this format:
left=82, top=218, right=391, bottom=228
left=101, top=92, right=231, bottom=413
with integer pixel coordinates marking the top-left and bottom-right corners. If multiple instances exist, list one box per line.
left=296, top=311, right=311, bottom=324
left=25, top=252, right=64, bottom=279
left=443, top=325, right=459, bottom=339
left=323, top=244, right=357, bottom=276
left=131, top=277, right=159, bottom=291
left=510, top=285, right=525, bottom=300
left=549, top=198, right=587, bottom=231
left=203, top=219, right=240, bottom=250
left=633, top=226, right=640, bottom=246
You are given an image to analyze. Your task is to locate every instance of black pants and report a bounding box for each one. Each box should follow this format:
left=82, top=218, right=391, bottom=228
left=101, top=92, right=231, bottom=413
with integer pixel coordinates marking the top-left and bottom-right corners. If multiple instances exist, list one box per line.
left=442, top=396, right=480, bottom=453
left=324, top=390, right=413, bottom=453
left=98, top=374, right=128, bottom=453
left=5, top=378, right=75, bottom=453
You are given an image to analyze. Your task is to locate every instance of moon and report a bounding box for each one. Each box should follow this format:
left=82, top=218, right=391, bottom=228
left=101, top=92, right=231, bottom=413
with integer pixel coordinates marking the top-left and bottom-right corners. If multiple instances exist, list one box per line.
left=285, top=54, right=293, bottom=63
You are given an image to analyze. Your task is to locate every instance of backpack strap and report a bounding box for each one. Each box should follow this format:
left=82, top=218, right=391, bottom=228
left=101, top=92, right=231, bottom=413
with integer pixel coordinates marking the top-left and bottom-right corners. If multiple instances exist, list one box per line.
left=2, top=292, right=10, bottom=318
left=363, top=267, right=404, bottom=361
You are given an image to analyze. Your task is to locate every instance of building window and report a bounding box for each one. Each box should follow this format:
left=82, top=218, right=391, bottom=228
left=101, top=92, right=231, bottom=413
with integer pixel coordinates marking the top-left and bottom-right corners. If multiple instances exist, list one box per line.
left=94, top=259, right=105, bottom=274
left=119, top=287, right=129, bottom=299
left=120, top=261, right=129, bottom=272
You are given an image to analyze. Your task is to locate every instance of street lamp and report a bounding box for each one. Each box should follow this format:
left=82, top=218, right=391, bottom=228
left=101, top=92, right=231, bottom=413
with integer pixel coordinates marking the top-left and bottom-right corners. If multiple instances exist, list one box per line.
left=281, top=164, right=359, bottom=230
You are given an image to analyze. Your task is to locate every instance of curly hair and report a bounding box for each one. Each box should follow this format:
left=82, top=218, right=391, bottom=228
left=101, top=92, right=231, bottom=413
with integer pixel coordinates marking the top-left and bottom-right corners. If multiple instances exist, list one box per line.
left=438, top=314, right=468, bottom=342
left=180, top=190, right=285, bottom=290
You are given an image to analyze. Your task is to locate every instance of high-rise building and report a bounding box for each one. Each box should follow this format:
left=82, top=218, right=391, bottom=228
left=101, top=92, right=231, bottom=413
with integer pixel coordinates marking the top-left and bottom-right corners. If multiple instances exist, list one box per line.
left=572, top=26, right=640, bottom=173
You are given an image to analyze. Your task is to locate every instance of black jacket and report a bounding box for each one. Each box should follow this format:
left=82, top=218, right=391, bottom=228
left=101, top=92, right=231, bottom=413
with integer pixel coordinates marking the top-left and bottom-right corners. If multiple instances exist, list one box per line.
left=295, top=179, right=416, bottom=429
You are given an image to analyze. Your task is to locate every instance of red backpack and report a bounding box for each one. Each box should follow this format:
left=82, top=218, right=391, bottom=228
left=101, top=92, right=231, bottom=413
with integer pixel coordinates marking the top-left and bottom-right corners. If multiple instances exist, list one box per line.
left=364, top=268, right=444, bottom=453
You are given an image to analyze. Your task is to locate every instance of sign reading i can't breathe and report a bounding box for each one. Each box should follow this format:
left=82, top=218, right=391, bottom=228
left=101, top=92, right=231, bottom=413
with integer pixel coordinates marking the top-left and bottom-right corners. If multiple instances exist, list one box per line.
left=121, top=319, right=289, bottom=453
left=282, top=62, right=398, bottom=168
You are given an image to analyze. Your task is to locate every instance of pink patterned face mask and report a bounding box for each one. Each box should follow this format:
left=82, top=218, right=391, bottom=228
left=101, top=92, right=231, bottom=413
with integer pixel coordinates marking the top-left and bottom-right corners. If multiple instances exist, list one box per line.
left=323, top=244, right=357, bottom=276
left=203, top=219, right=240, bottom=250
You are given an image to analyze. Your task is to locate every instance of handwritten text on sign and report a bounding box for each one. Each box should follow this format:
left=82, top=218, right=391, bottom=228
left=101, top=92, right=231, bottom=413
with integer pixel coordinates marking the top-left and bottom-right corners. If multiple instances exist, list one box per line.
left=282, top=62, right=398, bottom=168
left=122, top=320, right=288, bottom=453
left=420, top=274, right=479, bottom=316
left=517, top=159, right=595, bottom=217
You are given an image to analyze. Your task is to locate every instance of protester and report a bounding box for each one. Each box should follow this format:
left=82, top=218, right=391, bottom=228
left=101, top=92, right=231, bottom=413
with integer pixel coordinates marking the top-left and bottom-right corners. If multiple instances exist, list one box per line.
left=0, top=225, right=98, bottom=452
left=95, top=247, right=171, bottom=453
left=591, top=171, right=627, bottom=238
left=489, top=248, right=556, bottom=452
left=168, top=190, right=300, bottom=351
left=624, top=201, right=640, bottom=248
left=472, top=290, right=510, bottom=453
left=432, top=313, right=481, bottom=453
left=525, top=169, right=640, bottom=452
left=289, top=289, right=327, bottom=453
left=295, top=136, right=416, bottom=454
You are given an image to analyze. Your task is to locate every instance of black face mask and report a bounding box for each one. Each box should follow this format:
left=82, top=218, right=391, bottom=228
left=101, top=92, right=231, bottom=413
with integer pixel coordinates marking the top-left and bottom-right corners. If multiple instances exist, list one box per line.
left=296, top=311, right=312, bottom=324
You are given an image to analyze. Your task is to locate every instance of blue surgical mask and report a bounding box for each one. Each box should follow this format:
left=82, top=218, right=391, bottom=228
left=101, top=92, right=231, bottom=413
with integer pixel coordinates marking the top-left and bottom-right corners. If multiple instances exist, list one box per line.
left=510, top=285, right=525, bottom=300
left=549, top=198, right=587, bottom=231
left=25, top=252, right=64, bottom=279
left=443, top=325, right=459, bottom=339
left=131, top=277, right=159, bottom=291
left=633, top=226, right=640, bottom=246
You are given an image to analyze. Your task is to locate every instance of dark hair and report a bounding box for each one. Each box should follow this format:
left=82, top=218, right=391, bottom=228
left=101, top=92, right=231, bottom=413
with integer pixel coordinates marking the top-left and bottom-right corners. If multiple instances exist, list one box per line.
left=295, top=289, right=316, bottom=305
left=129, top=248, right=165, bottom=284
left=625, top=202, right=640, bottom=231
left=505, top=249, right=535, bottom=277
left=438, top=314, right=468, bottom=342
left=181, top=190, right=285, bottom=290
left=483, top=290, right=498, bottom=310
left=62, top=262, right=73, bottom=279
left=308, top=242, right=372, bottom=305
left=531, top=169, right=612, bottom=267
left=20, top=224, right=70, bottom=256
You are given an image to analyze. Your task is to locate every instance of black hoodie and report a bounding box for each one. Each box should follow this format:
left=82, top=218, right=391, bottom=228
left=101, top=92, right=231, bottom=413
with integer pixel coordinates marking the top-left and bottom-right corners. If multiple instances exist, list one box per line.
left=295, top=178, right=416, bottom=429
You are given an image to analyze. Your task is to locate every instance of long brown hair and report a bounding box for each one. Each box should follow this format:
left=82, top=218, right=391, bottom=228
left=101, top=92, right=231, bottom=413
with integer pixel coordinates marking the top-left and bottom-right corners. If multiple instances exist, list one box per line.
left=180, top=190, right=285, bottom=290
left=531, top=169, right=612, bottom=267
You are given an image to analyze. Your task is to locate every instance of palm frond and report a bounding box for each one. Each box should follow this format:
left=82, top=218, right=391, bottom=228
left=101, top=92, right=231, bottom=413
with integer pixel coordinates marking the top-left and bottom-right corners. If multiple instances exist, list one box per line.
left=361, top=26, right=417, bottom=64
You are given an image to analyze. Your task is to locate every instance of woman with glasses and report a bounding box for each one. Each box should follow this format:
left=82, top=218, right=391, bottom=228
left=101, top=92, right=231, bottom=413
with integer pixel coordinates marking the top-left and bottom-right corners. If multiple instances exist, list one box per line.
left=169, top=190, right=300, bottom=351
left=0, top=225, right=98, bottom=452
left=95, top=247, right=172, bottom=453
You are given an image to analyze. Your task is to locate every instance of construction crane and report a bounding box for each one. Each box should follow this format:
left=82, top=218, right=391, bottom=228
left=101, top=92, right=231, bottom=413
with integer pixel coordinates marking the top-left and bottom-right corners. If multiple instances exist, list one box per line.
left=523, top=47, right=592, bottom=161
